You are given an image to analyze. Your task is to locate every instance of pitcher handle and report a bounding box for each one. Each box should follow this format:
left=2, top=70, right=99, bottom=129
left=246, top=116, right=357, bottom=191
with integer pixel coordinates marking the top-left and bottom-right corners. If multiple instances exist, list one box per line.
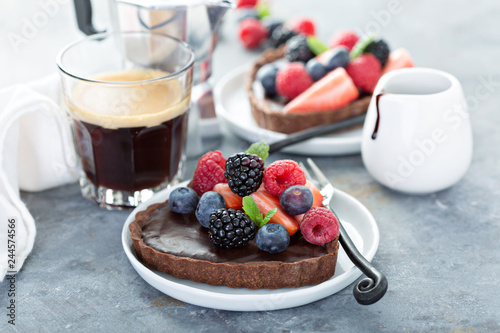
left=73, top=0, right=105, bottom=35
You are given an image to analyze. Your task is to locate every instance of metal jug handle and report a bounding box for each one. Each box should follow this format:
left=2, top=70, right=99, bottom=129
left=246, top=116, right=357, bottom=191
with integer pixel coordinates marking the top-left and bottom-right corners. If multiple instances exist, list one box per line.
left=73, top=0, right=105, bottom=35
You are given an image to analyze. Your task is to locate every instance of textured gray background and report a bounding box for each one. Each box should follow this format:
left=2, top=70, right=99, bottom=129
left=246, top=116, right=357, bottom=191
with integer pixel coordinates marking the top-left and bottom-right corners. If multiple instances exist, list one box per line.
left=1, top=0, right=500, bottom=332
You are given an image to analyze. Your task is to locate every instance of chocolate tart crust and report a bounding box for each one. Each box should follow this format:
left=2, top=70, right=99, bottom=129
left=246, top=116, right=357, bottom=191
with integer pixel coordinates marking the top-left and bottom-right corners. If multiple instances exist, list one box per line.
left=129, top=200, right=339, bottom=290
left=246, top=47, right=371, bottom=134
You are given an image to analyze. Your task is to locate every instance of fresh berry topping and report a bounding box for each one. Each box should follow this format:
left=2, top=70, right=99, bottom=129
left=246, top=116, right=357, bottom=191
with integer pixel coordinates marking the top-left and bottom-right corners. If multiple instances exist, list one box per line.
left=195, top=191, right=226, bottom=228
left=263, top=160, right=307, bottom=197
left=290, top=17, right=316, bottom=36
left=269, top=25, right=297, bottom=48
left=250, top=189, right=299, bottom=235
left=329, top=30, right=359, bottom=51
left=169, top=187, right=199, bottom=214
left=236, top=0, right=258, bottom=8
left=264, top=20, right=283, bottom=38
left=346, top=53, right=382, bottom=93
left=305, top=58, right=327, bottom=81
left=256, top=224, right=290, bottom=254
left=238, top=18, right=268, bottom=49
left=256, top=64, right=279, bottom=97
left=364, top=39, right=390, bottom=67
left=381, top=48, right=414, bottom=75
left=192, top=151, right=227, bottom=196
left=208, top=208, right=256, bottom=249
left=279, top=185, right=313, bottom=215
left=294, top=180, right=324, bottom=224
left=225, top=153, right=265, bottom=196
left=324, top=47, right=350, bottom=72
left=284, top=67, right=359, bottom=113
left=237, top=10, right=260, bottom=22
left=284, top=35, right=315, bottom=63
left=276, top=62, right=314, bottom=100
left=300, top=207, right=340, bottom=246
left=213, top=183, right=243, bottom=210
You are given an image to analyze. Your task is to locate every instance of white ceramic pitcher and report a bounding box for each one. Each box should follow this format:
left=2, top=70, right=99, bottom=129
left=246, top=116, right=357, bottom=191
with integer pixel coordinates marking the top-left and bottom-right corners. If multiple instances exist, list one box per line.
left=361, top=68, right=473, bottom=194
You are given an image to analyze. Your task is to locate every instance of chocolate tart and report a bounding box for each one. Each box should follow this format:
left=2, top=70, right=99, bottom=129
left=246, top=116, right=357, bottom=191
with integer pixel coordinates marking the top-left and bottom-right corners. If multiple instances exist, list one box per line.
left=246, top=47, right=371, bottom=134
left=130, top=199, right=339, bottom=290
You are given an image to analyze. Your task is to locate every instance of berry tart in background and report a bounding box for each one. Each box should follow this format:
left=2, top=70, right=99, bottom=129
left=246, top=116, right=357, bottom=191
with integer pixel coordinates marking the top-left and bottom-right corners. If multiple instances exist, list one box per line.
left=129, top=143, right=342, bottom=289
left=246, top=30, right=415, bottom=133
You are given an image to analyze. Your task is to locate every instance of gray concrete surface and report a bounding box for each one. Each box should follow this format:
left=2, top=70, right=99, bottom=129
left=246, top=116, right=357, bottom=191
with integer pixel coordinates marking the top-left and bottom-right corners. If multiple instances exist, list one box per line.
left=1, top=0, right=500, bottom=332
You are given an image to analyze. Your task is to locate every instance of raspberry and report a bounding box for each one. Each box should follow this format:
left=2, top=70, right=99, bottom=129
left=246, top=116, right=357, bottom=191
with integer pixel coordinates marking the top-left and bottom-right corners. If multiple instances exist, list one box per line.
left=329, top=30, right=359, bottom=51
left=263, top=160, right=306, bottom=197
left=276, top=63, right=314, bottom=100
left=346, top=54, right=382, bottom=93
left=192, top=151, right=227, bottom=196
left=236, top=0, right=258, bottom=8
left=300, top=207, right=339, bottom=246
left=238, top=18, right=268, bottom=49
left=290, top=18, right=316, bottom=36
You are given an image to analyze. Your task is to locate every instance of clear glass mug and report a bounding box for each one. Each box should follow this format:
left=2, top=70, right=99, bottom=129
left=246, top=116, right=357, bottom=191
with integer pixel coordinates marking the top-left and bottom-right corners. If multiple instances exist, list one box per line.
left=57, top=31, right=194, bottom=209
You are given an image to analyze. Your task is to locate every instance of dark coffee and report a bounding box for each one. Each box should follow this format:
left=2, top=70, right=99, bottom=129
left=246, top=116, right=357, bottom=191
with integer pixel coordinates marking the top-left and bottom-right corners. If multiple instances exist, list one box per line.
left=68, top=69, right=190, bottom=193
left=73, top=112, right=188, bottom=192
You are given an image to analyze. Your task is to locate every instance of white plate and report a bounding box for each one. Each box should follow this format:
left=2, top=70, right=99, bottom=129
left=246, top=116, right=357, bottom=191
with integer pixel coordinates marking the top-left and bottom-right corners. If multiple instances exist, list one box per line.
left=213, top=65, right=364, bottom=156
left=122, top=181, right=379, bottom=311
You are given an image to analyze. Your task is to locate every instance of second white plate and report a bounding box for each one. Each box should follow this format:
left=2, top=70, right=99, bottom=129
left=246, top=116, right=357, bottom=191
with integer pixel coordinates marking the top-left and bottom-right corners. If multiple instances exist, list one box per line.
left=214, top=64, right=364, bottom=156
left=122, top=181, right=379, bottom=311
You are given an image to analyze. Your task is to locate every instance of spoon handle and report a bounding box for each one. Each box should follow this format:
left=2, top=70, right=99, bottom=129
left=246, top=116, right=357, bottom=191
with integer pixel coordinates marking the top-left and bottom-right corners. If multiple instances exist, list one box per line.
left=338, top=222, right=388, bottom=305
left=268, top=115, right=366, bottom=154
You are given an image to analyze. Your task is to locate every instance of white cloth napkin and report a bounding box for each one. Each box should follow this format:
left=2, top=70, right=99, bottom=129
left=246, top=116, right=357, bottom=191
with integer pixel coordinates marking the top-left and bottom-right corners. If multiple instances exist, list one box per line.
left=0, top=75, right=77, bottom=281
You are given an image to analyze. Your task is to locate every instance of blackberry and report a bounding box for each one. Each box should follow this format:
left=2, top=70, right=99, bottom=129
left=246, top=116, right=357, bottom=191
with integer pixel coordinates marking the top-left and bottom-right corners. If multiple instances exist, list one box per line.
left=208, top=208, right=256, bottom=249
left=284, top=35, right=315, bottom=63
left=224, top=153, right=264, bottom=196
left=364, top=39, right=390, bottom=67
left=269, top=25, right=297, bottom=48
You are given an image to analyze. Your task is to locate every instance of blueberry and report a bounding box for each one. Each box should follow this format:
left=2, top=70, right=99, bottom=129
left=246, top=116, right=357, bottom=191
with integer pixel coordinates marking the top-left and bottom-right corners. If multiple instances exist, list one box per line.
left=279, top=185, right=313, bottom=215
left=306, top=58, right=327, bottom=81
left=256, top=64, right=279, bottom=97
left=237, top=10, right=259, bottom=22
left=169, top=187, right=199, bottom=214
left=256, top=224, right=290, bottom=254
left=325, top=47, right=350, bottom=72
left=195, top=191, right=226, bottom=228
left=263, top=20, right=283, bottom=38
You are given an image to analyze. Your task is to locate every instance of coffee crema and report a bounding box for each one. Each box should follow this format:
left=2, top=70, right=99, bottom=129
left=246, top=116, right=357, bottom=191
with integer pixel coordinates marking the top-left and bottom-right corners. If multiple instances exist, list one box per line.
left=68, top=68, right=190, bottom=129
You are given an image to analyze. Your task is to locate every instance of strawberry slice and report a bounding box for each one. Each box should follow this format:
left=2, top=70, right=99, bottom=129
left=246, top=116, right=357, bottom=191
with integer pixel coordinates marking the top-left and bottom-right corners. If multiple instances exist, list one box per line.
left=284, top=67, right=359, bottom=113
left=295, top=180, right=323, bottom=224
left=213, top=183, right=243, bottom=210
left=381, top=48, right=414, bottom=75
left=251, top=189, right=299, bottom=236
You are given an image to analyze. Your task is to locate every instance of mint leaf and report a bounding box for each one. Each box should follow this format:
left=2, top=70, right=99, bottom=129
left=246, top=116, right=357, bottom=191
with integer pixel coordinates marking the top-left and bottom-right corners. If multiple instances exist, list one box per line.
left=242, top=196, right=276, bottom=228
left=307, top=36, right=328, bottom=56
left=349, top=33, right=376, bottom=60
left=256, top=3, right=271, bottom=19
left=263, top=208, right=277, bottom=224
left=246, top=141, right=269, bottom=163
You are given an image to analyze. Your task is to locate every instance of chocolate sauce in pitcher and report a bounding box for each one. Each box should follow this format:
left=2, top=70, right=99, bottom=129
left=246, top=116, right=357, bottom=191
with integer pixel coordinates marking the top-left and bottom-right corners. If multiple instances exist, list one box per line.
left=371, top=92, right=385, bottom=140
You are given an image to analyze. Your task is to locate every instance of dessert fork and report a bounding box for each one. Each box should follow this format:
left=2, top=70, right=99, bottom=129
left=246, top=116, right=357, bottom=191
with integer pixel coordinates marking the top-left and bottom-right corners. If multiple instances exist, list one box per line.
left=300, top=158, right=388, bottom=305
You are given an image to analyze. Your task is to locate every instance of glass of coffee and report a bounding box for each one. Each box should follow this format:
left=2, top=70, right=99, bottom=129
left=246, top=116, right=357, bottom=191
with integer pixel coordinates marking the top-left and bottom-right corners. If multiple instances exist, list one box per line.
left=57, top=31, right=194, bottom=209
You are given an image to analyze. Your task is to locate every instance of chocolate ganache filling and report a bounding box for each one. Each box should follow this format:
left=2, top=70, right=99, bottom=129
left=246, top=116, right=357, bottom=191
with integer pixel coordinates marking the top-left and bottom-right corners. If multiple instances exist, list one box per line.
left=141, top=203, right=328, bottom=263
